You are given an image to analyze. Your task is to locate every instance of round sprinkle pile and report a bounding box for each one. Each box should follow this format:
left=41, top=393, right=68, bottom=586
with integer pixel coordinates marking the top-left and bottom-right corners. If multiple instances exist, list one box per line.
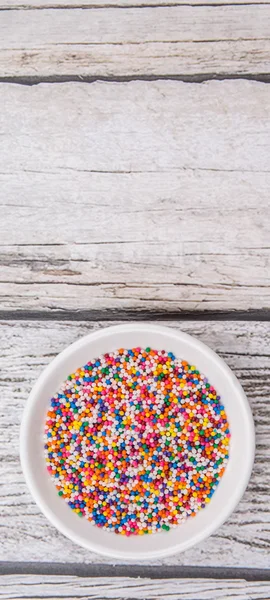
left=44, top=348, right=230, bottom=535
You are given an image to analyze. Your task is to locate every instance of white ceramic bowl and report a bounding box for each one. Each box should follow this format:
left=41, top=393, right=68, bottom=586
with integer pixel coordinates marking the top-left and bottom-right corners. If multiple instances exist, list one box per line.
left=20, top=323, right=255, bottom=560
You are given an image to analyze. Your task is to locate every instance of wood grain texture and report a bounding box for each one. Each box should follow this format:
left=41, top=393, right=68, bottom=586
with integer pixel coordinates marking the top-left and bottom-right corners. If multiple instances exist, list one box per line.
left=1, top=5, right=270, bottom=77
left=4, top=0, right=270, bottom=7
left=1, top=574, right=270, bottom=600
left=1, top=81, right=270, bottom=314
left=1, top=319, right=269, bottom=566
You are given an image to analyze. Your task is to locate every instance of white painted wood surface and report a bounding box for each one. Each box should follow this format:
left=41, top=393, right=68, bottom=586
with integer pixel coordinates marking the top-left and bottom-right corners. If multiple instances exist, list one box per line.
left=1, top=320, right=269, bottom=567
left=5, top=0, right=270, bottom=7
left=1, top=81, right=270, bottom=313
left=1, top=0, right=269, bottom=594
left=1, top=5, right=270, bottom=77
left=1, top=574, right=270, bottom=600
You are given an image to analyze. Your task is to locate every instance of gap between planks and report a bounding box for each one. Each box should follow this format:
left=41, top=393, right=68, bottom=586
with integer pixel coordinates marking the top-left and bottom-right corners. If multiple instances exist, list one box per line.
left=1, top=74, right=270, bottom=85
left=0, top=309, right=270, bottom=321
left=1, top=562, right=270, bottom=580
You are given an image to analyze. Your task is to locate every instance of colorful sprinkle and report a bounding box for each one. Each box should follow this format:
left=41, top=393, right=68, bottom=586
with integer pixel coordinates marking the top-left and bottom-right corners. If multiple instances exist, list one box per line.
left=44, top=347, right=230, bottom=535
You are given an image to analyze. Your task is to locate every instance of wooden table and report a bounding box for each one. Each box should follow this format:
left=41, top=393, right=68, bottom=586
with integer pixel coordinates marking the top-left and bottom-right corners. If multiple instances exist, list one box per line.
left=1, top=1, right=270, bottom=598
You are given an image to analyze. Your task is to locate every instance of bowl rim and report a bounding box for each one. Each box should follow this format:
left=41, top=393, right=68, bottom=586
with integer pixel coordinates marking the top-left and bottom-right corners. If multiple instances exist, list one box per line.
left=20, top=323, right=255, bottom=560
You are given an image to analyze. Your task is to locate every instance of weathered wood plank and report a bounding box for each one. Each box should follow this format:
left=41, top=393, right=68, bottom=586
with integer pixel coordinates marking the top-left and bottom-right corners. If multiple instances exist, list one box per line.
left=1, top=81, right=269, bottom=314
left=1, top=574, right=270, bottom=600
left=4, top=0, right=270, bottom=8
left=1, top=320, right=269, bottom=566
left=1, top=6, right=270, bottom=77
